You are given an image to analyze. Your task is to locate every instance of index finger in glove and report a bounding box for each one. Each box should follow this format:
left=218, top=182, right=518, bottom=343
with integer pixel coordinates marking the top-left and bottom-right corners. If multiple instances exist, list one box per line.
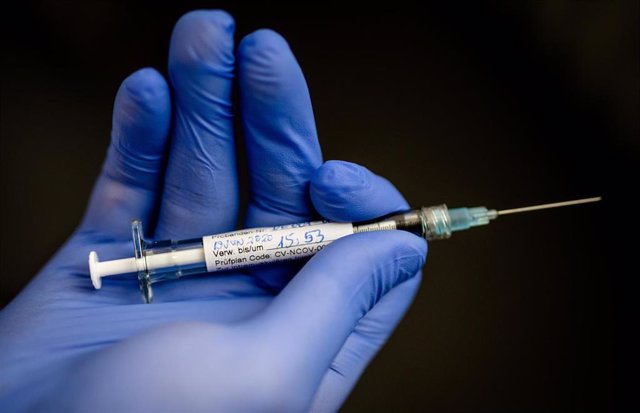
left=154, top=10, right=238, bottom=240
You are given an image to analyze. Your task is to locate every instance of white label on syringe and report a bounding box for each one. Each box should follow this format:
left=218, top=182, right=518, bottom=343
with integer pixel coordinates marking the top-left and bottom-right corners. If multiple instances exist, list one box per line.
left=202, top=221, right=354, bottom=272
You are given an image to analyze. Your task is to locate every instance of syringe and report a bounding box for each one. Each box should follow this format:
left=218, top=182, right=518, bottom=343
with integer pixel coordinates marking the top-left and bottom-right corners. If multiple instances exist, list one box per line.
left=89, top=197, right=601, bottom=303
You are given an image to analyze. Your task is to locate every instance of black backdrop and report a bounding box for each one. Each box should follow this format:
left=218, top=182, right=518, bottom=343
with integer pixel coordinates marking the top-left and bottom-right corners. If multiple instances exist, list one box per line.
left=1, top=1, right=637, bottom=411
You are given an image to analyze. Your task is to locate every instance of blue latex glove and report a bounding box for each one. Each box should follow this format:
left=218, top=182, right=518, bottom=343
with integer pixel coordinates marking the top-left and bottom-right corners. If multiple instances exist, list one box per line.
left=0, top=11, right=427, bottom=412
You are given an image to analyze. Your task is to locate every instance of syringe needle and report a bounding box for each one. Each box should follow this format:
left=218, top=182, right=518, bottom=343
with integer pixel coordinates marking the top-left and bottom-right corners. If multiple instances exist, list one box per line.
left=496, top=196, right=602, bottom=216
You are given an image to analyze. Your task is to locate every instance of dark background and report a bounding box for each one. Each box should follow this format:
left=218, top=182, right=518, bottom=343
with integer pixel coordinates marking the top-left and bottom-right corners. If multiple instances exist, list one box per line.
left=1, top=1, right=637, bottom=411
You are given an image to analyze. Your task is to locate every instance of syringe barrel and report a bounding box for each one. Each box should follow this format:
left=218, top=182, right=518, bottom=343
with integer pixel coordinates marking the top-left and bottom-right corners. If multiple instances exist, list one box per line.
left=143, top=238, right=206, bottom=283
left=127, top=206, right=456, bottom=303
left=133, top=220, right=356, bottom=303
left=131, top=221, right=207, bottom=303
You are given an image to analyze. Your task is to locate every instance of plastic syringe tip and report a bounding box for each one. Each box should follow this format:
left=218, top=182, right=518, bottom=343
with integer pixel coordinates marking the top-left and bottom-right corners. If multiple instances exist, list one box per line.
left=448, top=207, right=498, bottom=232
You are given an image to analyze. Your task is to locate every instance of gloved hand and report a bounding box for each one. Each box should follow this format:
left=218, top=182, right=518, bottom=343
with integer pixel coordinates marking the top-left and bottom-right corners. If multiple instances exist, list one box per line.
left=0, top=10, right=426, bottom=412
